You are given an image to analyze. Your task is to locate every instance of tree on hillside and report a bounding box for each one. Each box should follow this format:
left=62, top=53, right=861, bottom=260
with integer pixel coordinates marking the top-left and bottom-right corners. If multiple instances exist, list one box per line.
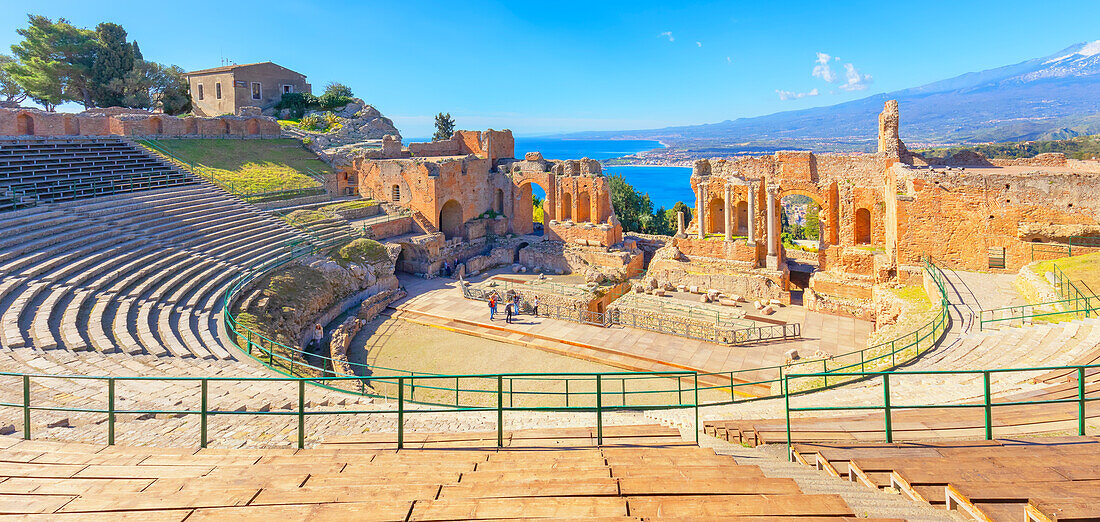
left=0, top=54, right=27, bottom=103
left=433, top=112, right=455, bottom=141
left=7, top=15, right=97, bottom=109
left=608, top=174, right=654, bottom=233
left=667, top=201, right=692, bottom=235
left=323, top=82, right=353, bottom=98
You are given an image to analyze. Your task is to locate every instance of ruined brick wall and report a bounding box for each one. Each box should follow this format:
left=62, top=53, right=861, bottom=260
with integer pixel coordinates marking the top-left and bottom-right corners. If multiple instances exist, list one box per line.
left=0, top=107, right=279, bottom=138
left=547, top=220, right=623, bottom=247
left=892, top=164, right=1100, bottom=271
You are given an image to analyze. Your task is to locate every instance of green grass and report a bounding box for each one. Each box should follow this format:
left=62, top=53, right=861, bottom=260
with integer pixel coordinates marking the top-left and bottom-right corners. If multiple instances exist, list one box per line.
left=284, top=209, right=332, bottom=225
left=1032, top=251, right=1100, bottom=294
left=153, top=139, right=328, bottom=195
left=333, top=238, right=390, bottom=267
left=320, top=200, right=379, bottom=213
left=889, top=285, right=932, bottom=313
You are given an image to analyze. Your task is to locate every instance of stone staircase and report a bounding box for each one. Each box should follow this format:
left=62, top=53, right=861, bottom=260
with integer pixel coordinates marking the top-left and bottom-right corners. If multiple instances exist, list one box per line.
left=0, top=183, right=318, bottom=362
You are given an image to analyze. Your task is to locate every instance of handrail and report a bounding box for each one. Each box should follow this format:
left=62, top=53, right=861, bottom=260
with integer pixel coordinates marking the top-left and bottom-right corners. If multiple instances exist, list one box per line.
left=978, top=263, right=1098, bottom=330
left=783, top=364, right=1098, bottom=457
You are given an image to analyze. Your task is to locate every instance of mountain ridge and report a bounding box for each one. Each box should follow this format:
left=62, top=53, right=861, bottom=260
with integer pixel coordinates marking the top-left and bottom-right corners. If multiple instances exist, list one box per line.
left=566, top=41, right=1100, bottom=151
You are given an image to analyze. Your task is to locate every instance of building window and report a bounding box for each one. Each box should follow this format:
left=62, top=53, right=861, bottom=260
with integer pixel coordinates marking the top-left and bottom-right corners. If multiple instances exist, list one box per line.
left=282, top=85, right=294, bottom=94
left=251, top=82, right=262, bottom=100
left=391, top=184, right=400, bottom=202
left=197, top=84, right=204, bottom=101
left=215, top=82, right=222, bottom=99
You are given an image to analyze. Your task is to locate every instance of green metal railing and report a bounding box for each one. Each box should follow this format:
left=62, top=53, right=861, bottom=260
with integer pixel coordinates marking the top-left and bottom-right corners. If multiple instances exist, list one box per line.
left=783, top=364, right=1097, bottom=457
left=0, top=255, right=955, bottom=448
left=1030, top=237, right=1100, bottom=261
left=1, top=370, right=698, bottom=449
left=978, top=264, right=1099, bottom=330
left=139, top=139, right=325, bottom=203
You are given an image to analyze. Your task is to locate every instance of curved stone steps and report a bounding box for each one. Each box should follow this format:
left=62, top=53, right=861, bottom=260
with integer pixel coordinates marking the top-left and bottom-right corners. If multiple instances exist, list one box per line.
left=0, top=225, right=114, bottom=276
left=60, top=289, right=92, bottom=351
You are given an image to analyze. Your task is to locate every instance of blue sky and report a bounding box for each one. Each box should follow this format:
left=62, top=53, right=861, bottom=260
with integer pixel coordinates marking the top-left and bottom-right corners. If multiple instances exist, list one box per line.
left=2, top=0, right=1098, bottom=137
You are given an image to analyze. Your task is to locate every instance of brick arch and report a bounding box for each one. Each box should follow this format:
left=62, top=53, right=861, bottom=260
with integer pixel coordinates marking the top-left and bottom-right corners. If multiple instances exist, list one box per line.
left=16, top=113, right=34, bottom=135
left=246, top=119, right=260, bottom=136
left=854, top=207, right=872, bottom=244
left=514, top=180, right=550, bottom=236
left=560, top=192, right=572, bottom=221
left=576, top=191, right=591, bottom=223
left=707, top=196, right=725, bottom=235
left=148, top=117, right=164, bottom=135
left=439, top=199, right=464, bottom=239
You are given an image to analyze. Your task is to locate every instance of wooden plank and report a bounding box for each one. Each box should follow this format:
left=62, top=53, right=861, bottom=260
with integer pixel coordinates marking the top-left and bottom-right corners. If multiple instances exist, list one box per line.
left=618, top=477, right=801, bottom=495
left=408, top=496, right=629, bottom=520
left=626, top=494, right=855, bottom=518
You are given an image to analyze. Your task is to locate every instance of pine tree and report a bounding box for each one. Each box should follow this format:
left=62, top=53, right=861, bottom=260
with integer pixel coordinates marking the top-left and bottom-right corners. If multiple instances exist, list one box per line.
left=0, top=54, right=28, bottom=103
left=89, top=22, right=135, bottom=107
left=432, top=112, right=455, bottom=141
left=7, top=15, right=97, bottom=109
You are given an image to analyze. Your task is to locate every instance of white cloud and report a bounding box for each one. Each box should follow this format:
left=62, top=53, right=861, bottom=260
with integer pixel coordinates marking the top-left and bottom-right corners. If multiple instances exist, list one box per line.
left=696, top=41, right=702, bottom=47
left=776, top=88, right=819, bottom=101
left=838, top=62, right=872, bottom=91
left=812, top=52, right=835, bottom=83
left=726, top=56, right=731, bottom=63
left=659, top=31, right=674, bottom=42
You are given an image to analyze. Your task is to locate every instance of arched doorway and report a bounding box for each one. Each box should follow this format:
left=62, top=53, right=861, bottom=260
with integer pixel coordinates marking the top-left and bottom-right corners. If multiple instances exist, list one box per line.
left=560, top=192, right=572, bottom=221
left=515, top=182, right=548, bottom=235
left=149, top=117, right=164, bottom=135
left=494, top=189, right=504, bottom=215
left=16, top=114, right=34, bottom=135
left=707, top=197, right=725, bottom=235
left=439, top=199, right=464, bottom=239
left=736, top=201, right=748, bottom=235
left=854, top=207, right=871, bottom=244
left=576, top=191, right=591, bottom=223
left=246, top=119, right=260, bottom=135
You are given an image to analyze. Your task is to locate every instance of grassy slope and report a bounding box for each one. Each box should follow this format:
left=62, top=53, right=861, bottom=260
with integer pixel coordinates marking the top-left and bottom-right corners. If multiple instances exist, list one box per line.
left=155, top=139, right=330, bottom=194
left=916, top=134, right=1100, bottom=161
left=1032, top=252, right=1100, bottom=295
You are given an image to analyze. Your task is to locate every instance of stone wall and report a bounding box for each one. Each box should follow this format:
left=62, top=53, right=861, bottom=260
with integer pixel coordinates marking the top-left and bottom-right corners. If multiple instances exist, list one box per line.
left=0, top=107, right=280, bottom=138
left=327, top=288, right=406, bottom=377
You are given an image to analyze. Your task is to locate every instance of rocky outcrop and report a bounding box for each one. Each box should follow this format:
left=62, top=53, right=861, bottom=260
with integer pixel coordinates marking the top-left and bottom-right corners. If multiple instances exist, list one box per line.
left=283, top=98, right=401, bottom=160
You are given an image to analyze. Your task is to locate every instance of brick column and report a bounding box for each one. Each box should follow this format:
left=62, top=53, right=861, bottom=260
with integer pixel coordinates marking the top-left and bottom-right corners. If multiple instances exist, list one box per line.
left=747, top=182, right=756, bottom=245
left=766, top=185, right=778, bottom=261
left=724, top=184, right=732, bottom=242
left=696, top=182, right=705, bottom=239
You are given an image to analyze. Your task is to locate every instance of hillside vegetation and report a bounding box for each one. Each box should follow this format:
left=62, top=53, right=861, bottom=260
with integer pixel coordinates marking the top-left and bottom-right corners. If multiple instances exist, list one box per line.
left=151, top=139, right=330, bottom=195
left=916, top=135, right=1100, bottom=161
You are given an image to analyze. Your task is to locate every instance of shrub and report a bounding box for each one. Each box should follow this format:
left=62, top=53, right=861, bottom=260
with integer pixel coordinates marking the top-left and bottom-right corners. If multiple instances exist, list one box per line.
left=323, top=82, right=354, bottom=99
left=319, top=92, right=354, bottom=110
left=323, top=112, right=342, bottom=131
left=299, top=114, right=323, bottom=131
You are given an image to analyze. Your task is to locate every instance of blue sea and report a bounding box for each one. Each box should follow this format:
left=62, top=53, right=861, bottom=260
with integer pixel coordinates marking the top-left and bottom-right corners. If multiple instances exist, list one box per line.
left=513, top=138, right=694, bottom=210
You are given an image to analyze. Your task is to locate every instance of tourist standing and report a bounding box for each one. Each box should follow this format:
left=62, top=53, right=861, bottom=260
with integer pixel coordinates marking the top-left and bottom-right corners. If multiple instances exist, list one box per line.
left=513, top=294, right=521, bottom=316
left=489, top=294, right=497, bottom=321
left=505, top=302, right=513, bottom=324
left=533, top=295, right=540, bottom=317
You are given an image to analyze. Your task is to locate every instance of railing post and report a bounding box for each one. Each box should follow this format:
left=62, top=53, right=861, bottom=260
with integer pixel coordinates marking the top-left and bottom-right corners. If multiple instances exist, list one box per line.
left=397, top=377, right=405, bottom=450
left=883, top=374, right=892, bottom=443
left=497, top=375, right=504, bottom=448
left=107, top=378, right=115, bottom=446
left=22, top=375, right=30, bottom=440
left=200, top=379, right=208, bottom=448
left=694, top=373, right=699, bottom=444
left=983, top=371, right=993, bottom=440
left=455, top=376, right=459, bottom=407
left=596, top=374, right=603, bottom=446
left=621, top=378, right=626, bottom=406
left=246, top=330, right=253, bottom=355
left=1078, top=367, right=1087, bottom=436
left=822, top=359, right=828, bottom=388
left=565, top=379, right=569, bottom=408
left=729, top=372, right=735, bottom=402
left=298, top=379, right=306, bottom=449
left=784, top=374, right=792, bottom=461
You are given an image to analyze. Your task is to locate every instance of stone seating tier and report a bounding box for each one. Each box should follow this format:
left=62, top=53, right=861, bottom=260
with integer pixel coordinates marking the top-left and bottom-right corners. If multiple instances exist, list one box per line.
left=0, top=137, right=194, bottom=208
left=0, top=181, right=317, bottom=361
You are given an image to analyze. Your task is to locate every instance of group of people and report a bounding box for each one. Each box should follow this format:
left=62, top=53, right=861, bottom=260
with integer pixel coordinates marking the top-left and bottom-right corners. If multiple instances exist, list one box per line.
left=488, top=292, right=539, bottom=324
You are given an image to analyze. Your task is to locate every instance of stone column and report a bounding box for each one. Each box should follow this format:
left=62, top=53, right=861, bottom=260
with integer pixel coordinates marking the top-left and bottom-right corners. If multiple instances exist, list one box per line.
left=766, top=185, right=778, bottom=269
left=747, top=182, right=756, bottom=245
left=723, top=184, right=732, bottom=242
left=676, top=210, right=685, bottom=236
left=696, top=183, right=706, bottom=239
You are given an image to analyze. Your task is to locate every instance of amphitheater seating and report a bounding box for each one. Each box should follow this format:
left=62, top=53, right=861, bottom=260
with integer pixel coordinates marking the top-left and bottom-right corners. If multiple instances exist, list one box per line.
left=705, top=316, right=1100, bottom=445
left=0, top=137, right=193, bottom=210
left=0, top=426, right=900, bottom=520
left=0, top=180, right=316, bottom=361
left=789, top=437, right=1100, bottom=522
